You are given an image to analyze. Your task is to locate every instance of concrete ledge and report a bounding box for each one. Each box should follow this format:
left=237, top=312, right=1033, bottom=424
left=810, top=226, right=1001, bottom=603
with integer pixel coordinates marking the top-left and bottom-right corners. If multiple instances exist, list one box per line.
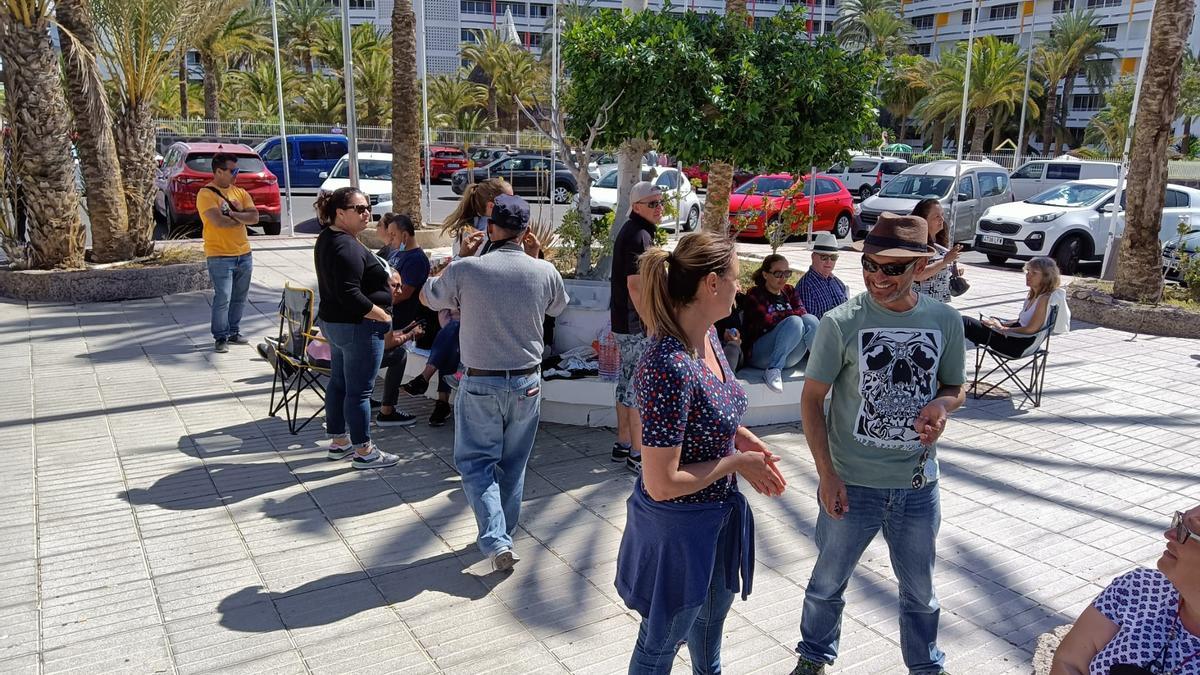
left=1067, top=281, right=1200, bottom=338
left=1032, top=625, right=1072, bottom=674
left=0, top=261, right=210, bottom=303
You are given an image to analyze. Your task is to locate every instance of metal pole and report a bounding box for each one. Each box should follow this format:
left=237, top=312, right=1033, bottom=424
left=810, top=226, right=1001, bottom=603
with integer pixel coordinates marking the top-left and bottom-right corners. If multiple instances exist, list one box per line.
left=1099, top=12, right=1153, bottom=280
left=1015, top=7, right=1035, bottom=171
left=551, top=0, right=559, bottom=224
left=269, top=0, right=295, bottom=236
left=950, top=0, right=980, bottom=232
left=808, top=0, right=827, bottom=245
left=418, top=0, right=432, bottom=224
left=340, top=0, right=359, bottom=186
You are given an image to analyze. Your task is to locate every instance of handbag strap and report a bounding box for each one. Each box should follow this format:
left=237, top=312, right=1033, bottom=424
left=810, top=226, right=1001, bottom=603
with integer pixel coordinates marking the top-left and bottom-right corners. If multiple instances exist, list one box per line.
left=203, top=185, right=238, bottom=211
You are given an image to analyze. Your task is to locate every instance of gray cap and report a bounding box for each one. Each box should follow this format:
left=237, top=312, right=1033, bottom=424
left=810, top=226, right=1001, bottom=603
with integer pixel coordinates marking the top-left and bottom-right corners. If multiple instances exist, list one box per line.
left=630, top=181, right=661, bottom=204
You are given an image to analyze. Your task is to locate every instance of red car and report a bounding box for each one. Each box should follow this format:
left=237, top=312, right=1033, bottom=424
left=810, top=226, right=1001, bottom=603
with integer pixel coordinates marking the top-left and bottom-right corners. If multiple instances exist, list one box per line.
left=728, top=173, right=856, bottom=241
left=422, top=145, right=468, bottom=182
left=682, top=164, right=755, bottom=190
left=154, top=142, right=281, bottom=236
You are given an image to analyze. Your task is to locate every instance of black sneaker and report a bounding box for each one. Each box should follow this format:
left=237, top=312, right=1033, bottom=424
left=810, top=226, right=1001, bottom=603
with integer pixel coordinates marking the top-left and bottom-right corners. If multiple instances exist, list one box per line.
left=789, top=657, right=827, bottom=675
left=376, top=410, right=417, bottom=427
left=370, top=398, right=382, bottom=410
left=626, top=454, right=642, bottom=473
left=429, top=400, right=451, bottom=427
left=214, top=338, right=228, bottom=353
left=227, top=334, right=250, bottom=345
left=402, top=375, right=429, bottom=396
left=612, top=443, right=632, bottom=461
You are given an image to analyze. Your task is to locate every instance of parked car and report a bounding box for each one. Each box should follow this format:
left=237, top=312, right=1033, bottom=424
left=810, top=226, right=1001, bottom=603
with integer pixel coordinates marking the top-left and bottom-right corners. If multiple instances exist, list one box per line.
left=587, top=152, right=618, bottom=182
left=728, top=173, right=856, bottom=241
left=1008, top=156, right=1120, bottom=201
left=856, top=160, right=1013, bottom=244
left=1162, top=223, right=1200, bottom=282
left=827, top=156, right=908, bottom=201
left=468, top=147, right=512, bottom=168
left=253, top=134, right=348, bottom=189
left=974, top=179, right=1200, bottom=274
left=681, top=164, right=755, bottom=190
left=451, top=154, right=577, bottom=204
left=589, top=167, right=702, bottom=232
left=153, top=142, right=281, bottom=236
left=317, top=152, right=394, bottom=220
left=422, top=145, right=468, bottom=182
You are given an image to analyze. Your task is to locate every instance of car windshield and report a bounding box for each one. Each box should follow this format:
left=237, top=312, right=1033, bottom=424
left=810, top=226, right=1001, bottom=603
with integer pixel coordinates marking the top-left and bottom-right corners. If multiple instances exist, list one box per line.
left=1025, top=182, right=1110, bottom=207
left=594, top=168, right=656, bottom=189
left=184, top=154, right=266, bottom=174
left=331, top=159, right=392, bottom=180
left=879, top=174, right=952, bottom=199
left=734, top=176, right=794, bottom=197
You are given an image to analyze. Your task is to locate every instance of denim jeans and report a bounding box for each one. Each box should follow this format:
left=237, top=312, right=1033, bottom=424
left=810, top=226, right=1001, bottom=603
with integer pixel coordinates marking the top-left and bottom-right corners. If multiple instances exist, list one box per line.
left=320, top=320, right=388, bottom=446
left=453, top=371, right=542, bottom=556
left=207, top=253, right=253, bottom=340
left=748, top=314, right=820, bottom=370
left=380, top=347, right=408, bottom=407
left=629, top=512, right=736, bottom=675
left=428, top=320, right=461, bottom=394
left=797, top=482, right=944, bottom=674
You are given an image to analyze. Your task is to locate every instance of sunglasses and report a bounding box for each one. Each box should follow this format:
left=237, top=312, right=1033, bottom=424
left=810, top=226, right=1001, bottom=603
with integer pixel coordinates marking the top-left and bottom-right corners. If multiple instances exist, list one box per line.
left=220, top=166, right=241, bottom=178
left=816, top=253, right=839, bottom=262
left=640, top=200, right=664, bottom=209
left=769, top=270, right=795, bottom=279
left=342, top=204, right=371, bottom=215
left=861, top=257, right=918, bottom=276
left=1172, top=511, right=1196, bottom=545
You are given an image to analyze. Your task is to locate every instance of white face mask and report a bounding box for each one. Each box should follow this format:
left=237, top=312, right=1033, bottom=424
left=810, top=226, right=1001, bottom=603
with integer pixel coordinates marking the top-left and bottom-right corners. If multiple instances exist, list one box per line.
left=396, top=241, right=407, bottom=252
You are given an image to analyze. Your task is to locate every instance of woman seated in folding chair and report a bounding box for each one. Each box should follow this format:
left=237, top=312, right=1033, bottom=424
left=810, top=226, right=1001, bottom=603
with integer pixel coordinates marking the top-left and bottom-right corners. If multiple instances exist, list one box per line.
left=962, top=256, right=1067, bottom=357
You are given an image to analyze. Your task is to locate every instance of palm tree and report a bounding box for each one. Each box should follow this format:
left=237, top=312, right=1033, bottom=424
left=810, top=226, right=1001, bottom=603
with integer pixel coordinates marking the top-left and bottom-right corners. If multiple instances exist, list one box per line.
left=1082, top=75, right=1134, bottom=155
left=354, top=50, right=393, bottom=128
left=428, top=73, right=487, bottom=128
left=392, top=0, right=423, bottom=226
left=882, top=54, right=931, bottom=139
left=155, top=79, right=204, bottom=118
left=56, top=0, right=130, bottom=262
left=313, top=19, right=389, bottom=80
left=225, top=60, right=299, bottom=118
left=1036, top=46, right=1073, bottom=155
left=0, top=0, right=85, bottom=268
left=279, top=0, right=331, bottom=75
left=493, top=46, right=545, bottom=130
left=461, top=30, right=518, bottom=124
left=835, top=0, right=911, bottom=56
left=193, top=0, right=270, bottom=129
left=1048, top=10, right=1119, bottom=154
left=291, top=74, right=345, bottom=123
left=94, top=0, right=198, bottom=255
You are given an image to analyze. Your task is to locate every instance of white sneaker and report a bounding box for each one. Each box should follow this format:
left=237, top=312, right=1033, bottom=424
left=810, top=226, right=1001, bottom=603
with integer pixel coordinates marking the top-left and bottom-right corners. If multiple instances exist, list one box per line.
left=765, top=368, right=784, bottom=393
left=352, top=445, right=399, bottom=469
left=491, top=547, right=520, bottom=572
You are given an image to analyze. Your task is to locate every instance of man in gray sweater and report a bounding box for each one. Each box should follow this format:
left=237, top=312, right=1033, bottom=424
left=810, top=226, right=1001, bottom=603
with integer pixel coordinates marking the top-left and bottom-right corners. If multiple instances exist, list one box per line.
left=422, top=194, right=569, bottom=572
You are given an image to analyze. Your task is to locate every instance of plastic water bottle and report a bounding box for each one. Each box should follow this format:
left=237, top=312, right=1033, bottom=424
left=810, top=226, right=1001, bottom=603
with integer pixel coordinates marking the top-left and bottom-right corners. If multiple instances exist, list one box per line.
left=599, top=327, right=619, bottom=382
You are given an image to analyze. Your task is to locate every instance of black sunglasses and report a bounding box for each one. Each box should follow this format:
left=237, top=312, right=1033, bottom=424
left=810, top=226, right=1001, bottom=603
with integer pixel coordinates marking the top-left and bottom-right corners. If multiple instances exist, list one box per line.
left=1172, top=511, right=1196, bottom=545
left=640, top=200, right=664, bottom=209
left=769, top=270, right=795, bottom=279
left=861, top=257, right=918, bottom=277
left=342, top=204, right=371, bottom=215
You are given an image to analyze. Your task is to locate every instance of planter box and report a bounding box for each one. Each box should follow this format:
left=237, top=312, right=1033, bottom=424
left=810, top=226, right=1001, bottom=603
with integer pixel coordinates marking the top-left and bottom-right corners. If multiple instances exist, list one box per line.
left=554, top=278, right=611, bottom=353
left=0, top=261, right=210, bottom=303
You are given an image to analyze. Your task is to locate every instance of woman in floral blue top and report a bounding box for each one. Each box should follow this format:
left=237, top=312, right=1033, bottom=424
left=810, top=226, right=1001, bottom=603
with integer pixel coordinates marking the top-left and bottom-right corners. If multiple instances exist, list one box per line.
left=616, top=231, right=788, bottom=674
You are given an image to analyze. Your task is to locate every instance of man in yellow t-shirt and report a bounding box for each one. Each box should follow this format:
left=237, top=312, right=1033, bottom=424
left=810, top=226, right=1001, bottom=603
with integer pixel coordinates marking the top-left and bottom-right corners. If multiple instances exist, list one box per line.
left=197, top=152, right=258, bottom=353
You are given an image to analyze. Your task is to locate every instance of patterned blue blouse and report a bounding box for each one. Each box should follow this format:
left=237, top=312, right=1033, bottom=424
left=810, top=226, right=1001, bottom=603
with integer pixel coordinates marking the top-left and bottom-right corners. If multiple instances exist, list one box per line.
left=1090, top=567, right=1200, bottom=675
left=635, top=328, right=749, bottom=504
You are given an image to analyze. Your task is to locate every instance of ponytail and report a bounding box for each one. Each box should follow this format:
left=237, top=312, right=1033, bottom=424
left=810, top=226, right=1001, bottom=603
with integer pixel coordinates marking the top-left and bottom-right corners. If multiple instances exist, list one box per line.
left=314, top=186, right=366, bottom=228
left=638, top=231, right=736, bottom=351
left=442, top=177, right=511, bottom=236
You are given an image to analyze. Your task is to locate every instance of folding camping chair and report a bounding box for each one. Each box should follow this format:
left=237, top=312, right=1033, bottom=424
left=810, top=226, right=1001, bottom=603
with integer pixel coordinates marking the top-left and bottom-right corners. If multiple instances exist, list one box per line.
left=971, top=305, right=1058, bottom=408
left=267, top=284, right=330, bottom=433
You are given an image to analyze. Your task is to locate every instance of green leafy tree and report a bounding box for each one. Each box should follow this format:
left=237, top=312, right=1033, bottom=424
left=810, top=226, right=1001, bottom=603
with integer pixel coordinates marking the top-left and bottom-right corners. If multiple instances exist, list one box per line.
left=1179, top=51, right=1200, bottom=156
left=193, top=0, right=270, bottom=127
left=1036, top=45, right=1073, bottom=155
left=427, top=72, right=487, bottom=128
left=1083, top=75, right=1134, bottom=155
left=291, top=74, right=344, bottom=123
left=834, top=0, right=911, bottom=56
left=224, top=59, right=299, bottom=119
left=1047, top=10, right=1119, bottom=154
left=460, top=30, right=520, bottom=125
left=279, top=0, right=331, bottom=75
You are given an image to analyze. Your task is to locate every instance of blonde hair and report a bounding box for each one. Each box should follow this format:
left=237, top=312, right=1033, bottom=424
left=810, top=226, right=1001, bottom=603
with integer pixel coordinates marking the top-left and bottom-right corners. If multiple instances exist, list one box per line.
left=1024, top=256, right=1060, bottom=300
left=441, top=177, right=512, bottom=236
left=638, top=231, right=736, bottom=350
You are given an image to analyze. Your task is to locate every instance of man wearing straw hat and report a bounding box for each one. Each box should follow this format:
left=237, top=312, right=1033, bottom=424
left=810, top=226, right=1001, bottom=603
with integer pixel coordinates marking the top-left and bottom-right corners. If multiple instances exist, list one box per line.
left=797, top=232, right=849, bottom=320
left=791, top=213, right=966, bottom=675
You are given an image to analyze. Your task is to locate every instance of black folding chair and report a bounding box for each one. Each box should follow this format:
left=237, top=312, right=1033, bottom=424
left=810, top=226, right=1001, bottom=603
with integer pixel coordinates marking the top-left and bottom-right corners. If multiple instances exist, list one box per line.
left=268, top=284, right=331, bottom=433
left=972, top=305, right=1058, bottom=408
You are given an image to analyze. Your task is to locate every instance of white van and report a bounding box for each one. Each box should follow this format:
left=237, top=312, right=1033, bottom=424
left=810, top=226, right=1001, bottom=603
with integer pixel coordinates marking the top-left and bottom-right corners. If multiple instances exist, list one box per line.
left=1008, top=157, right=1119, bottom=201
left=828, top=156, right=908, bottom=201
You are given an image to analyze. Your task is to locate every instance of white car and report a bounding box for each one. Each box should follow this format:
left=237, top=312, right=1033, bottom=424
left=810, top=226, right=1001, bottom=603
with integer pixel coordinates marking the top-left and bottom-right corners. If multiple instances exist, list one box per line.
left=974, top=179, right=1200, bottom=274
left=1008, top=156, right=1120, bottom=201
left=586, top=152, right=618, bottom=182
left=826, top=155, right=908, bottom=201
left=589, top=166, right=701, bottom=232
left=317, top=152, right=393, bottom=220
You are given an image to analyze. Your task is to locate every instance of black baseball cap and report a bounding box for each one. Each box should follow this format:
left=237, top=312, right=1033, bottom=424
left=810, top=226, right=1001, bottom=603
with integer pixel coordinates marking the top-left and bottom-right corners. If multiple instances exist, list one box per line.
left=490, top=194, right=530, bottom=231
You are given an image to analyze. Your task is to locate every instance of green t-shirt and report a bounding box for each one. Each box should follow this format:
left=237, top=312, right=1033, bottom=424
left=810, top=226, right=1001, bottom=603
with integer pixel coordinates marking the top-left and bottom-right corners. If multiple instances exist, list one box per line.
left=805, top=291, right=966, bottom=489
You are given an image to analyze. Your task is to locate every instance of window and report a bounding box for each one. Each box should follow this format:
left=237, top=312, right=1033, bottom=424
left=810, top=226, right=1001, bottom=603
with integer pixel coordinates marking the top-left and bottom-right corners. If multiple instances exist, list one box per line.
left=1053, top=0, right=1074, bottom=11
left=298, top=140, right=344, bottom=161
left=979, top=172, right=1009, bottom=197
left=523, top=32, right=544, bottom=48
left=849, top=159, right=879, bottom=174
left=1072, top=94, right=1103, bottom=111
left=496, top=1, right=525, bottom=16
left=1011, top=162, right=1045, bottom=180
left=460, top=1, right=489, bottom=14
left=1046, top=163, right=1082, bottom=180
left=656, top=171, right=680, bottom=190
left=261, top=142, right=283, bottom=162
left=989, top=3, right=1018, bottom=21
left=330, top=0, right=375, bottom=7
left=461, top=28, right=479, bottom=42
left=881, top=162, right=908, bottom=175
left=957, top=177, right=976, bottom=200
left=184, top=153, right=266, bottom=174
left=912, top=43, right=932, bottom=56
left=497, top=158, right=528, bottom=172
left=1086, top=0, right=1121, bottom=7
left=962, top=9, right=973, bottom=23
left=996, top=34, right=1015, bottom=43
left=1100, top=24, right=1118, bottom=41
left=1166, top=190, right=1191, bottom=208
left=529, top=3, right=550, bottom=17
left=910, top=14, right=934, bottom=29
left=817, top=178, right=841, bottom=195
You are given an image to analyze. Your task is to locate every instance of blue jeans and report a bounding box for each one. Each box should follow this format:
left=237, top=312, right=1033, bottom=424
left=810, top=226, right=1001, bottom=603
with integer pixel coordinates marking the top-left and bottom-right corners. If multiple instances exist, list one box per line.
left=748, top=314, right=820, bottom=370
left=320, top=320, right=388, bottom=446
left=428, top=320, right=461, bottom=394
left=797, top=483, right=944, bottom=674
left=453, top=371, right=542, bottom=556
left=207, top=253, right=253, bottom=340
left=629, top=513, right=736, bottom=674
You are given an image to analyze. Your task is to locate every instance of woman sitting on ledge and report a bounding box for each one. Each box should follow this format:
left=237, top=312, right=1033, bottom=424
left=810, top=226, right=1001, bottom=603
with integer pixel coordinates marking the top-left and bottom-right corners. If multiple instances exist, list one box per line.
left=1051, top=506, right=1200, bottom=675
left=962, top=256, right=1069, bottom=358
left=741, top=254, right=820, bottom=393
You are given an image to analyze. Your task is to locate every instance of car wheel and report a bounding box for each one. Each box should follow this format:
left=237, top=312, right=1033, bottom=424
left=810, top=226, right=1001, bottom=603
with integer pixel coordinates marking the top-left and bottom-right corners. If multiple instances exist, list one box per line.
left=834, top=213, right=852, bottom=239
left=552, top=184, right=573, bottom=204
left=261, top=221, right=282, bottom=236
left=685, top=205, right=699, bottom=232
left=1053, top=235, right=1086, bottom=275
left=986, top=254, right=1008, bottom=266
left=858, top=185, right=873, bottom=201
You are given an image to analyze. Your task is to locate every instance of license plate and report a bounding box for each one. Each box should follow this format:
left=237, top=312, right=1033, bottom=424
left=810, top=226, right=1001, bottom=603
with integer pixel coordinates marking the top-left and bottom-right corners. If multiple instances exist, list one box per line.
left=1163, top=256, right=1180, bottom=271
left=981, top=235, right=1004, bottom=245
left=446, top=163, right=460, bottom=168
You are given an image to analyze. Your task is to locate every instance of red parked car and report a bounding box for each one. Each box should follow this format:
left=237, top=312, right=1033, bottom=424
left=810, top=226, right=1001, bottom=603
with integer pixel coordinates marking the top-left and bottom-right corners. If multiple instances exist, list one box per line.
left=682, top=164, right=755, bottom=190
left=153, top=142, right=281, bottom=236
left=728, top=173, right=857, bottom=241
left=422, top=145, right=468, bottom=182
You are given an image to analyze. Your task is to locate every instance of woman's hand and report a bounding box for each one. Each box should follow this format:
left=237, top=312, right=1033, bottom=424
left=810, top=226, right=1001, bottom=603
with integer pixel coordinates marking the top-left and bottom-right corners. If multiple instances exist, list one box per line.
left=459, top=230, right=485, bottom=257
left=364, top=305, right=391, bottom=323
left=943, top=245, right=962, bottom=265
left=736, top=452, right=785, bottom=497
left=723, top=328, right=741, bottom=345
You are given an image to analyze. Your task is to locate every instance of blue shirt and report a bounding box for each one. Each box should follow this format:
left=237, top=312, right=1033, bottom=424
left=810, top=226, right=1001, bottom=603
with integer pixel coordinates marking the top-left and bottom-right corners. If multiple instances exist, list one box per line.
left=387, top=247, right=430, bottom=329
left=797, top=267, right=849, bottom=319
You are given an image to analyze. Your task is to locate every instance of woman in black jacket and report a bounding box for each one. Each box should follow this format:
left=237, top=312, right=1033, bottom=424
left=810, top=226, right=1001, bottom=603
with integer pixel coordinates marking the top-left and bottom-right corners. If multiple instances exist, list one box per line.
left=313, top=187, right=398, bottom=469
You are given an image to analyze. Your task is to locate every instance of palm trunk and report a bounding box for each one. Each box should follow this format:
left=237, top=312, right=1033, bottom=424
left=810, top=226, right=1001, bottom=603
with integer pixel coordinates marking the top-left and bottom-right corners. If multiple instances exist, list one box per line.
left=931, top=119, right=945, bottom=153
left=303, top=52, right=314, bottom=76
left=1, top=12, right=85, bottom=269
left=392, top=0, right=423, bottom=227
left=1057, top=70, right=1077, bottom=155
left=971, top=108, right=991, bottom=155
left=487, top=85, right=498, bottom=125
left=179, top=56, right=189, bottom=119
left=703, top=161, right=734, bottom=234
left=1184, top=116, right=1194, bottom=155
left=1114, top=0, right=1195, bottom=302
left=201, top=52, right=221, bottom=134
left=1042, top=80, right=1058, bottom=156
left=57, top=0, right=131, bottom=262
left=115, top=101, right=159, bottom=257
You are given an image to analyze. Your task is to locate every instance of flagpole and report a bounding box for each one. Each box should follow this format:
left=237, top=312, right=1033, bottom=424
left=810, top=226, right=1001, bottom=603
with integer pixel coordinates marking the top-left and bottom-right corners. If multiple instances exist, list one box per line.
left=340, top=0, right=359, bottom=186
left=950, top=0, right=980, bottom=234
left=418, top=0, right=432, bottom=225
left=268, top=0, right=294, bottom=236
left=1015, top=1, right=1035, bottom=171
left=551, top=0, right=559, bottom=226
left=808, top=0, right=826, bottom=246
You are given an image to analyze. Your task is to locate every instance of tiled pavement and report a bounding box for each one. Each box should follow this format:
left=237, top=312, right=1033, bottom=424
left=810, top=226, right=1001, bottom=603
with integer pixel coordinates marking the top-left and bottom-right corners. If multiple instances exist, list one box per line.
left=1, top=238, right=1198, bottom=674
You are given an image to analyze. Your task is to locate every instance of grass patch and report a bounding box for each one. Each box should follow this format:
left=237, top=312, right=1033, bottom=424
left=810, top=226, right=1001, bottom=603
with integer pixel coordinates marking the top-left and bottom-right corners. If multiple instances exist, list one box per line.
left=112, top=246, right=205, bottom=270
left=737, top=257, right=760, bottom=290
